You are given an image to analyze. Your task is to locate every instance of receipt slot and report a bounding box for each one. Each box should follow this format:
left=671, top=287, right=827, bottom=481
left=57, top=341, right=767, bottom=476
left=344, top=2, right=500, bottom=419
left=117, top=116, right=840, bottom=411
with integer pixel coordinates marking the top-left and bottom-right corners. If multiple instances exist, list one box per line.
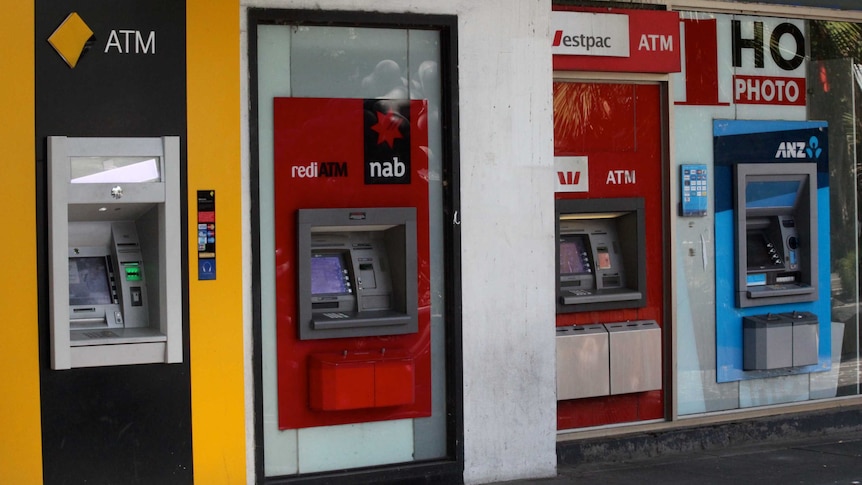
left=296, top=207, right=418, bottom=340
left=48, top=136, right=182, bottom=369
left=556, top=198, right=646, bottom=313
left=734, top=162, right=818, bottom=308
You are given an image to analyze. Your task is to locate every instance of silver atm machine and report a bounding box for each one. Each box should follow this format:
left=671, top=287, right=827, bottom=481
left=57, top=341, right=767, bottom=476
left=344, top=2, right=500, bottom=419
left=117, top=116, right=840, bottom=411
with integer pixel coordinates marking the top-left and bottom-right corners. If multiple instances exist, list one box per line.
left=48, top=136, right=182, bottom=369
left=296, top=207, right=418, bottom=340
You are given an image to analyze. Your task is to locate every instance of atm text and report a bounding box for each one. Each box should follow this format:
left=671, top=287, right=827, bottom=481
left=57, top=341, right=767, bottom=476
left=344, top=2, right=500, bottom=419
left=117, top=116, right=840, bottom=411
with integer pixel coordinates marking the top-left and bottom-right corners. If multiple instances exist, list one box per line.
left=638, top=34, right=673, bottom=51
left=606, top=170, right=636, bottom=184
left=291, top=161, right=348, bottom=178
left=105, top=30, right=156, bottom=54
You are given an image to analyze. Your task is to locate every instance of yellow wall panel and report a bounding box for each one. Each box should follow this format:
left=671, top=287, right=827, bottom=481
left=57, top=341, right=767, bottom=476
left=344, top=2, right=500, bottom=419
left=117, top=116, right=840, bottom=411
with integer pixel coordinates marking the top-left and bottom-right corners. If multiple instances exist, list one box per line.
left=187, top=1, right=247, bottom=483
left=0, top=1, right=44, bottom=483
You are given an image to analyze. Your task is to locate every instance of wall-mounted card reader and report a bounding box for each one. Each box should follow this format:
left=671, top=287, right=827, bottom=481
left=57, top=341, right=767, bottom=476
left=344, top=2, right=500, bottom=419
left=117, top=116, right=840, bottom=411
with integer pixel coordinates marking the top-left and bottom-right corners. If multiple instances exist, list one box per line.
left=49, top=136, right=182, bottom=369
left=556, top=198, right=646, bottom=313
left=734, top=162, right=817, bottom=308
left=296, top=207, right=418, bottom=340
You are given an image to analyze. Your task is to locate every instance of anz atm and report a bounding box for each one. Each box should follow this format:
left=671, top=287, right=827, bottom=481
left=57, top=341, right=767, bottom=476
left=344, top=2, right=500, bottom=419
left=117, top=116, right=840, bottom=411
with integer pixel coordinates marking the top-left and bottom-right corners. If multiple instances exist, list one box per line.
left=48, top=136, right=182, bottom=370
left=713, top=120, right=831, bottom=382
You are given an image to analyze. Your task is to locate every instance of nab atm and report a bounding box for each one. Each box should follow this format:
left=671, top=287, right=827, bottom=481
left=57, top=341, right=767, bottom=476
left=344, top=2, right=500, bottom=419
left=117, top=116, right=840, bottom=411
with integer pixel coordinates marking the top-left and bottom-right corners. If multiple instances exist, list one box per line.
left=296, top=207, right=418, bottom=340
left=48, top=136, right=182, bottom=370
left=556, top=198, right=646, bottom=313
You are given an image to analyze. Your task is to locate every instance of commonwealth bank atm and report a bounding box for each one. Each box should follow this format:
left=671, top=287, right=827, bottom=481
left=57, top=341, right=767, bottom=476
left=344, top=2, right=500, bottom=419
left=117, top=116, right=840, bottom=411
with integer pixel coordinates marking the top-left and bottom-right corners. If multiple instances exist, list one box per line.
left=48, top=136, right=182, bottom=370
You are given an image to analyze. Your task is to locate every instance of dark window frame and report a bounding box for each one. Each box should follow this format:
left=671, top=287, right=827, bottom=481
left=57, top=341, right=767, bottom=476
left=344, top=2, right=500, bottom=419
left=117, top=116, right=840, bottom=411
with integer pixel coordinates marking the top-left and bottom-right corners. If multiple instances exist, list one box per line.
left=247, top=8, right=463, bottom=485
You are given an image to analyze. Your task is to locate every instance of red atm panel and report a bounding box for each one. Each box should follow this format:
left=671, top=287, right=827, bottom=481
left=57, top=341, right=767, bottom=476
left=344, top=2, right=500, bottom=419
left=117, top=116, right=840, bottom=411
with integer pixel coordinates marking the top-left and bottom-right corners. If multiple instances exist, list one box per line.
left=309, top=350, right=415, bottom=411
left=554, top=82, right=666, bottom=429
left=274, top=98, right=431, bottom=429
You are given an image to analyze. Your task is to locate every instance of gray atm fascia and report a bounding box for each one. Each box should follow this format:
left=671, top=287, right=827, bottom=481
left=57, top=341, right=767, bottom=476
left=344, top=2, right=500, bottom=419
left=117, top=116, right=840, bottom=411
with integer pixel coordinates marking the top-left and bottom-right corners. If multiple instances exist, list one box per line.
left=555, top=197, right=646, bottom=313
left=48, top=136, right=182, bottom=369
left=297, top=207, right=418, bottom=340
left=734, top=162, right=818, bottom=308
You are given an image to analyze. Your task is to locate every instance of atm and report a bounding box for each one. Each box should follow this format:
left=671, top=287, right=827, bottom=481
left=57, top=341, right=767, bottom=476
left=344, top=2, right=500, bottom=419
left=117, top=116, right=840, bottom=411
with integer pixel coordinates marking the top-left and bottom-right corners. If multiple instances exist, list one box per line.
left=48, top=136, right=182, bottom=369
left=296, top=207, right=418, bottom=340
left=733, top=161, right=820, bottom=371
left=734, top=162, right=818, bottom=308
left=556, top=197, right=646, bottom=313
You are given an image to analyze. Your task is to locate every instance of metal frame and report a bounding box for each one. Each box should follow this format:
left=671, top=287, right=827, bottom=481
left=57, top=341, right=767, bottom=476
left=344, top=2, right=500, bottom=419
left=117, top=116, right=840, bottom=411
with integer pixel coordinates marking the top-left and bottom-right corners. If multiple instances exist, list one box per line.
left=247, top=8, right=463, bottom=485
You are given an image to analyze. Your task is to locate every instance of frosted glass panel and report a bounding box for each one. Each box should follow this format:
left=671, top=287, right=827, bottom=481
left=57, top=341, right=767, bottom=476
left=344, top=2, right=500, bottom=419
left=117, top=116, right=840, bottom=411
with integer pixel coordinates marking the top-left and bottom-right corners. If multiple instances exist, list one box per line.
left=290, top=26, right=408, bottom=98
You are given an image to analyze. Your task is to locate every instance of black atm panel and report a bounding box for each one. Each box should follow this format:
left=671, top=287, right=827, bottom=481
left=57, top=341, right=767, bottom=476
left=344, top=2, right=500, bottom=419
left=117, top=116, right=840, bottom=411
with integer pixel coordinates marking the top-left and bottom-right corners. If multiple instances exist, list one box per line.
left=556, top=198, right=646, bottom=313
left=734, top=163, right=817, bottom=308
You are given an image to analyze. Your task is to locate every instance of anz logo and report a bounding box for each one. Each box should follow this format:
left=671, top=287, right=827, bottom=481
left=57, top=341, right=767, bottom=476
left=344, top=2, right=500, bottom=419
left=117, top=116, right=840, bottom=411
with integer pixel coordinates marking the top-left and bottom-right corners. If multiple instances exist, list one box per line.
left=775, top=136, right=822, bottom=159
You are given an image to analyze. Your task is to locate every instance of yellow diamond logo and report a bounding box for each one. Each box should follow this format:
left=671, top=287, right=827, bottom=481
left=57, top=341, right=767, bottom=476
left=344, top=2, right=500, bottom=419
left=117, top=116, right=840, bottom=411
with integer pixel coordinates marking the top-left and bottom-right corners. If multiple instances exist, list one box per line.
left=48, top=12, right=94, bottom=68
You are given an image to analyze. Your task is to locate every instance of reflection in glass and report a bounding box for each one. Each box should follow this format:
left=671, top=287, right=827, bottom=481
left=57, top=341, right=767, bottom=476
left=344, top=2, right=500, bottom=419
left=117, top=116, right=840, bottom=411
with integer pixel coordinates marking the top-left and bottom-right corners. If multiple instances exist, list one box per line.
left=70, top=156, right=161, bottom=183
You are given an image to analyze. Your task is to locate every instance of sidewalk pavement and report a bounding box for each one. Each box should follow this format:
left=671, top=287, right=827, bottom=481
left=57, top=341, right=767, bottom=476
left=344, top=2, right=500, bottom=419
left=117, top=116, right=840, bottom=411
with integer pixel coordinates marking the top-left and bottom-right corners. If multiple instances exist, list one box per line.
left=497, top=431, right=862, bottom=484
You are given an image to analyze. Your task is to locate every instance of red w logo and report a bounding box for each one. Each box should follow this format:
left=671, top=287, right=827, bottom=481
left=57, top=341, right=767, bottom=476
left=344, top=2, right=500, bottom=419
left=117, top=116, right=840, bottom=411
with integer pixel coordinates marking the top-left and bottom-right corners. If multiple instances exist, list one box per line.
left=552, top=30, right=563, bottom=47
left=557, top=171, right=581, bottom=185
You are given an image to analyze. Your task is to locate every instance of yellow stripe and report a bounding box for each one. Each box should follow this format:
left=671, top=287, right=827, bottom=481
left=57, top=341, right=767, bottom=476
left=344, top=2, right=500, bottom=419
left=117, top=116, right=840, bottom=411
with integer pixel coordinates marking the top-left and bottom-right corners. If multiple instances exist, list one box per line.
left=0, top=1, right=43, bottom=483
left=187, top=1, right=247, bottom=483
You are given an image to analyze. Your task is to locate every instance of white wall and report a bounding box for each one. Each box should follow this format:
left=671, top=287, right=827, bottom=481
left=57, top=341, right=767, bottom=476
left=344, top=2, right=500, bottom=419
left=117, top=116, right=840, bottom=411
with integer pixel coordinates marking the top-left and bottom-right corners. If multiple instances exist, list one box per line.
left=240, top=1, right=557, bottom=483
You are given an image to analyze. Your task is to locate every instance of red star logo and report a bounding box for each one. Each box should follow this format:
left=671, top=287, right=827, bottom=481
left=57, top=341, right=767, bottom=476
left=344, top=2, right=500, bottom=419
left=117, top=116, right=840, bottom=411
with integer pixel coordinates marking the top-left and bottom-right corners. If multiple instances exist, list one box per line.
left=370, top=110, right=404, bottom=148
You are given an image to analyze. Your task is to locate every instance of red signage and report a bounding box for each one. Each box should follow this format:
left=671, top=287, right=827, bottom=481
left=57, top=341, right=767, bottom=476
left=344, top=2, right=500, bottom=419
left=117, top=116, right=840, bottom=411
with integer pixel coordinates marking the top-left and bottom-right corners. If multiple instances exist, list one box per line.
left=552, top=7, right=681, bottom=73
left=273, top=97, right=431, bottom=429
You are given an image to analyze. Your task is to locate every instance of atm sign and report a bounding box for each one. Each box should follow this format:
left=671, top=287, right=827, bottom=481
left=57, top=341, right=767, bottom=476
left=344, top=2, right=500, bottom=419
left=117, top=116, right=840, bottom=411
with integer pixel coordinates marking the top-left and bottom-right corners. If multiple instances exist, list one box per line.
left=555, top=156, right=589, bottom=193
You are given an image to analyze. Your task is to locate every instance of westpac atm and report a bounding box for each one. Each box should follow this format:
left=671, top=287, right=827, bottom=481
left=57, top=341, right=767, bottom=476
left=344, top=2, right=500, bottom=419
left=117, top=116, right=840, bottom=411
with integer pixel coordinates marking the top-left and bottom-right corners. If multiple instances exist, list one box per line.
left=556, top=197, right=646, bottom=313
left=554, top=197, right=661, bottom=401
left=48, top=136, right=182, bottom=370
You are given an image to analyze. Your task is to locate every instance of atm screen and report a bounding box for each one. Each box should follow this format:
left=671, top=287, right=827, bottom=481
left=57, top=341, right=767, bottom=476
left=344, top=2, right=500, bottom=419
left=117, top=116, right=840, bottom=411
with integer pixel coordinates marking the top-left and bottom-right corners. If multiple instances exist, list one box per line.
left=69, top=256, right=112, bottom=306
left=559, top=235, right=591, bottom=274
left=310, top=254, right=350, bottom=295
left=746, top=180, right=801, bottom=209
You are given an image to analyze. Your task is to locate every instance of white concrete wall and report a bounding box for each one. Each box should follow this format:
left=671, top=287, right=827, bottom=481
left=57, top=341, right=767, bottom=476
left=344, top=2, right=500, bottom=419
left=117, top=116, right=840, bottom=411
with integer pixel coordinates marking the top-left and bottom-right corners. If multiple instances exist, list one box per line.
left=240, top=1, right=557, bottom=483
left=454, top=2, right=557, bottom=483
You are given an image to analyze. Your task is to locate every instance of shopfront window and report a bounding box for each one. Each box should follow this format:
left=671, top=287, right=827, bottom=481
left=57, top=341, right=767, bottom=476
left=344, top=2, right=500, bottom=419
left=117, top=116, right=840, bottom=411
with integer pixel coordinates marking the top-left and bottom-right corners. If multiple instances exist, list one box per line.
left=673, top=12, right=861, bottom=415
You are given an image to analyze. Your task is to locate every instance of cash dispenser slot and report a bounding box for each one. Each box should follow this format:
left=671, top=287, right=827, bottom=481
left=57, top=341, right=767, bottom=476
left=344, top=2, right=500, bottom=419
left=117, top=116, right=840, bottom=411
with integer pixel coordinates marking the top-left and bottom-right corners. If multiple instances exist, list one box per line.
left=555, top=198, right=646, bottom=313
left=297, top=207, right=418, bottom=340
